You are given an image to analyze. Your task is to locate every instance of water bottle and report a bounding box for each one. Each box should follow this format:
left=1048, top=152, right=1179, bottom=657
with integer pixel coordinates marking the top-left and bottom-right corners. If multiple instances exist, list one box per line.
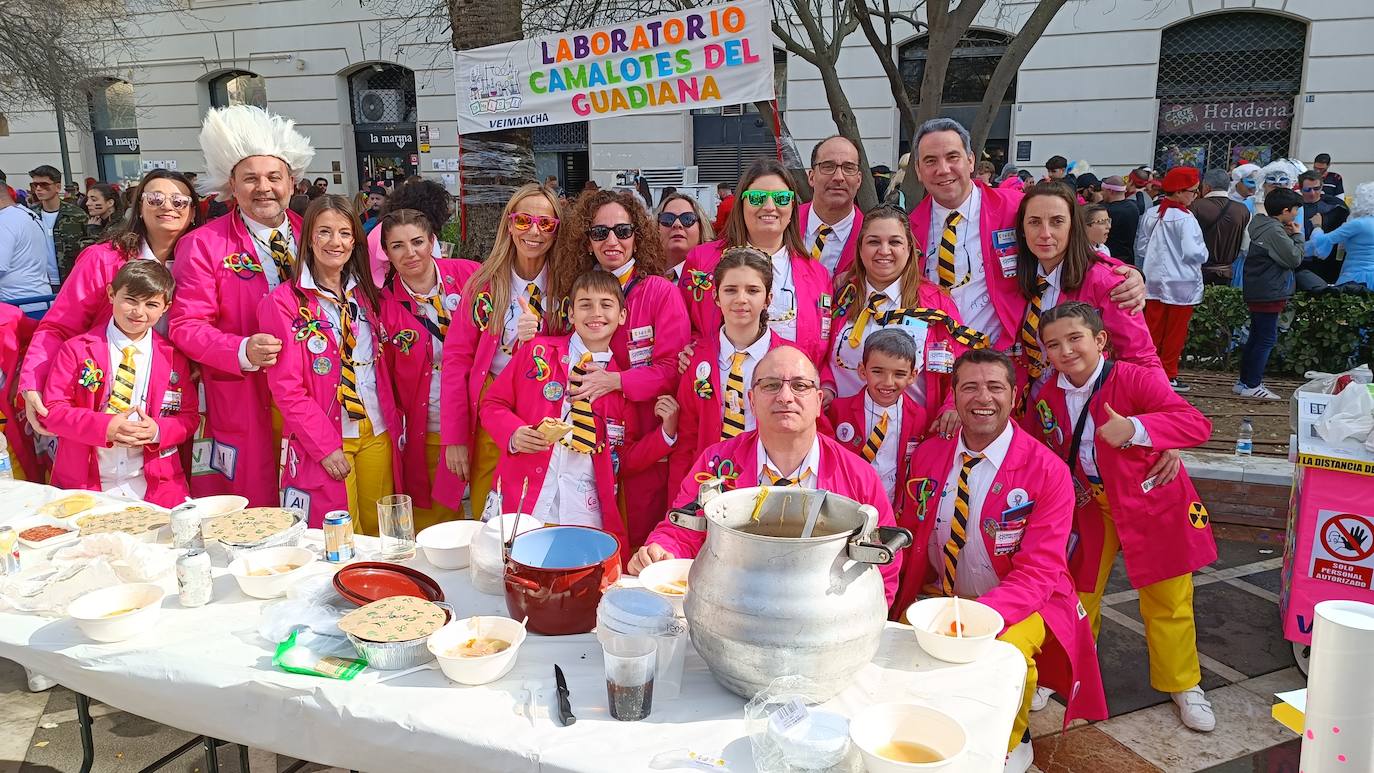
left=0, top=434, right=13, bottom=481
left=1235, top=417, right=1254, bottom=456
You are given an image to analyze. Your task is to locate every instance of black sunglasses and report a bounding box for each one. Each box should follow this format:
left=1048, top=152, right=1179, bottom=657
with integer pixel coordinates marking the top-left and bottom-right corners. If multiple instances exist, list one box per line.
left=658, top=212, right=700, bottom=228
left=588, top=223, right=635, bottom=241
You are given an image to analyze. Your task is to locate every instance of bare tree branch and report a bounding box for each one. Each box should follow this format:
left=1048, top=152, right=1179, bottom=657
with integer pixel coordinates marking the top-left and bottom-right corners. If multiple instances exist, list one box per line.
left=968, top=0, right=1068, bottom=157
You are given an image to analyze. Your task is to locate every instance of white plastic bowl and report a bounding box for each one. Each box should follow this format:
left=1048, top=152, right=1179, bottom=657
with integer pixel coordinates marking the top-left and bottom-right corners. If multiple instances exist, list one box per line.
left=768, top=709, right=851, bottom=770
left=427, top=615, right=527, bottom=685
left=227, top=546, right=317, bottom=599
left=180, top=495, right=249, bottom=521
left=67, top=583, right=165, bottom=643
left=849, top=703, right=968, bottom=771
left=636, top=558, right=693, bottom=616
left=906, top=597, right=1004, bottom=664
left=417, top=520, right=486, bottom=570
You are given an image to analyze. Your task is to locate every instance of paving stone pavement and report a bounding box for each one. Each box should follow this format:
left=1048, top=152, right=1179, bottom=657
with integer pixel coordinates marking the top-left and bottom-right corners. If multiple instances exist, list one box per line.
left=3, top=529, right=1302, bottom=772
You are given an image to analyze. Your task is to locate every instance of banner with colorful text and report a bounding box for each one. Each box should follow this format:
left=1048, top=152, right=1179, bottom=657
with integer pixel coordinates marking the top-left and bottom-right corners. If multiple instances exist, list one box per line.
left=452, top=0, right=775, bottom=134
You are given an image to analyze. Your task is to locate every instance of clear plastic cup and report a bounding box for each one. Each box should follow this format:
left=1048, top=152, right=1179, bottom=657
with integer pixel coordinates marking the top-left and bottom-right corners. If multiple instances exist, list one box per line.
left=377, top=494, right=416, bottom=560
left=603, top=635, right=657, bottom=721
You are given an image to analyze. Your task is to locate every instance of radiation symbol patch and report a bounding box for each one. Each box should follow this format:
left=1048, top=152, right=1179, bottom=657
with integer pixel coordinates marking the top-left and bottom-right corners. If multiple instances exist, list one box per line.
left=1188, top=501, right=1210, bottom=529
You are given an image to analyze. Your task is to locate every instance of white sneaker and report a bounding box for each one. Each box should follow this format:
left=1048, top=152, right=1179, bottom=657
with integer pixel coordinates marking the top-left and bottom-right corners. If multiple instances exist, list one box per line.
left=1030, top=686, right=1054, bottom=711
left=1171, top=686, right=1216, bottom=731
left=1004, top=738, right=1033, bottom=773
left=1232, top=381, right=1246, bottom=395
left=1238, top=384, right=1282, bottom=400
left=24, top=669, right=56, bottom=692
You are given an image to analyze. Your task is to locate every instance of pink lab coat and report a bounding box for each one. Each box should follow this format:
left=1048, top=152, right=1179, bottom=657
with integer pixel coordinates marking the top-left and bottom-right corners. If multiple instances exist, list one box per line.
left=669, top=329, right=789, bottom=489
left=19, top=242, right=135, bottom=395
left=257, top=280, right=404, bottom=527
left=894, top=424, right=1108, bottom=726
left=676, top=240, right=834, bottom=367
left=825, top=391, right=928, bottom=517
left=1059, top=260, right=1162, bottom=370
left=826, top=278, right=968, bottom=419
left=377, top=258, right=480, bottom=510
left=645, top=431, right=904, bottom=605
left=170, top=211, right=304, bottom=505
left=42, top=329, right=199, bottom=507
left=2, top=303, right=41, bottom=481
left=479, top=334, right=673, bottom=561
left=797, top=202, right=864, bottom=276
left=907, top=182, right=1026, bottom=349
left=1027, top=360, right=1216, bottom=590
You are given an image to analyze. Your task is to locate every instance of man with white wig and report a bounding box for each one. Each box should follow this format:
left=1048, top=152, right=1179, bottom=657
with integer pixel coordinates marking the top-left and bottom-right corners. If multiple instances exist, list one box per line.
left=169, top=105, right=315, bottom=505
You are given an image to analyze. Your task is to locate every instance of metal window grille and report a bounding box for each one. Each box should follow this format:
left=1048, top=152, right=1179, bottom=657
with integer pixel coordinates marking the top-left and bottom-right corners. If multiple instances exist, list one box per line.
left=1154, top=12, right=1306, bottom=172
left=534, top=122, right=588, bottom=152
left=899, top=30, right=1017, bottom=106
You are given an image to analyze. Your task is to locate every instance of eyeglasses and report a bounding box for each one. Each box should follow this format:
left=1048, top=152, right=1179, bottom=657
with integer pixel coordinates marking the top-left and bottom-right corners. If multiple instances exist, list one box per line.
left=753, top=377, right=818, bottom=396
left=142, top=191, right=193, bottom=210
left=813, top=161, right=861, bottom=178
left=741, top=189, right=795, bottom=208
left=1301, top=186, right=1321, bottom=193
left=658, top=211, right=700, bottom=228
left=588, top=223, right=634, bottom=241
left=30, top=181, right=56, bottom=190
left=508, top=212, right=559, bottom=233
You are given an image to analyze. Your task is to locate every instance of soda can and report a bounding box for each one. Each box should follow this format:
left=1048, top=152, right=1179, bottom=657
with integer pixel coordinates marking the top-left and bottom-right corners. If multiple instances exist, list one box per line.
left=170, top=507, right=205, bottom=550
left=323, top=510, right=355, bottom=563
left=176, top=549, right=213, bottom=607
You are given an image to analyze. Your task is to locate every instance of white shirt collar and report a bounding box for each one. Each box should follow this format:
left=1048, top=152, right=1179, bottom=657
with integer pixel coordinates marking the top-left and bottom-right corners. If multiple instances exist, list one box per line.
left=1057, top=356, right=1105, bottom=395
left=138, top=239, right=157, bottom=262
left=400, top=260, right=442, bottom=297
left=956, top=421, right=1014, bottom=469
left=299, top=266, right=358, bottom=296
left=864, top=279, right=902, bottom=305
left=1205, top=191, right=1230, bottom=199
left=757, top=435, right=822, bottom=483
left=863, top=391, right=902, bottom=422
left=242, top=212, right=291, bottom=240
left=806, top=204, right=856, bottom=233
left=568, top=332, right=613, bottom=364
left=609, top=259, right=636, bottom=281
left=669, top=260, right=685, bottom=279
left=932, top=185, right=979, bottom=223
left=511, top=265, right=547, bottom=291
left=719, top=327, right=772, bottom=361
left=105, top=320, right=154, bottom=356
left=1037, top=262, right=1064, bottom=291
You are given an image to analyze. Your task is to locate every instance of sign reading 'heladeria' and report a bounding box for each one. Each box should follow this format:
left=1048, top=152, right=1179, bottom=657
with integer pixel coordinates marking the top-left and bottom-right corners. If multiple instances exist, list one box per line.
left=452, top=0, right=775, bottom=134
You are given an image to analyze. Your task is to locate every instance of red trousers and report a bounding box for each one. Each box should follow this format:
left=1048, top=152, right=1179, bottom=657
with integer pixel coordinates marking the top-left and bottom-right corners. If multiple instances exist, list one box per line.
left=1144, top=301, right=1194, bottom=379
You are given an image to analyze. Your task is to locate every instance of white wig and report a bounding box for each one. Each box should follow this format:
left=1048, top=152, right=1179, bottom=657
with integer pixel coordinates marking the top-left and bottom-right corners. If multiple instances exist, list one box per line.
left=198, top=105, right=315, bottom=199
left=1352, top=181, right=1374, bottom=220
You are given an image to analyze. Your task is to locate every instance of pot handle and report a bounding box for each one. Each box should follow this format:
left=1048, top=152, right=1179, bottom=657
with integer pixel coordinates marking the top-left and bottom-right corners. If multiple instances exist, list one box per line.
left=667, top=505, right=707, bottom=532
left=847, top=526, right=914, bottom=566
left=505, top=573, right=542, bottom=591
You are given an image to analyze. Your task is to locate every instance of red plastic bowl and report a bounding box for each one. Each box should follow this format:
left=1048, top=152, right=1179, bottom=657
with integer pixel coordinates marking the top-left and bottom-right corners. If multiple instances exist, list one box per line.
left=333, top=562, right=445, bottom=606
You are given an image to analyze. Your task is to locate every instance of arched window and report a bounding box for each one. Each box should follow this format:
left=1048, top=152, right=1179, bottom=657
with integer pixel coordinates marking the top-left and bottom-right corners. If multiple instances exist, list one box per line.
left=348, top=64, right=417, bottom=127
left=899, top=29, right=1016, bottom=105
left=88, top=78, right=136, bottom=131
left=87, top=78, right=140, bottom=183
left=209, top=70, right=268, bottom=110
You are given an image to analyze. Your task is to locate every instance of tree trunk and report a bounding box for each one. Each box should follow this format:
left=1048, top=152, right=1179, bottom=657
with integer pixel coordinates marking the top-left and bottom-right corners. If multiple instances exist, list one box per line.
left=814, top=65, right=879, bottom=210
left=967, top=0, right=1068, bottom=159
left=754, top=99, right=812, bottom=200
left=449, top=0, right=535, bottom=261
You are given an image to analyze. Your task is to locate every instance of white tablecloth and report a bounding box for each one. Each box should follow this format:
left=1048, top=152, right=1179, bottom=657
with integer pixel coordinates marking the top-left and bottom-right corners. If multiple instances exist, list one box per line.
left=0, top=482, right=1025, bottom=772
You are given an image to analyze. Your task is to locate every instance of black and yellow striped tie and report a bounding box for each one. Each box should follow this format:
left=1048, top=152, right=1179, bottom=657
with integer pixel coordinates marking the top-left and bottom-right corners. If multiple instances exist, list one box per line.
left=940, top=452, right=983, bottom=596
left=1021, top=276, right=1050, bottom=379
left=561, top=352, right=600, bottom=454
left=861, top=411, right=889, bottom=462
left=106, top=346, right=137, bottom=414
left=810, top=224, right=833, bottom=260
left=848, top=292, right=887, bottom=348
left=334, top=294, right=367, bottom=421
left=877, top=307, right=990, bottom=349
left=526, top=282, right=544, bottom=329
left=422, top=293, right=451, bottom=340
left=721, top=351, right=747, bottom=440
left=937, top=211, right=961, bottom=289
left=268, top=230, right=293, bottom=281
left=764, top=467, right=811, bottom=487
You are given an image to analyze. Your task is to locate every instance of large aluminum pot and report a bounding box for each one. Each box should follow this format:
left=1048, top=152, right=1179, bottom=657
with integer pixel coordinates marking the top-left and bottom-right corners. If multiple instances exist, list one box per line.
left=672, top=482, right=912, bottom=700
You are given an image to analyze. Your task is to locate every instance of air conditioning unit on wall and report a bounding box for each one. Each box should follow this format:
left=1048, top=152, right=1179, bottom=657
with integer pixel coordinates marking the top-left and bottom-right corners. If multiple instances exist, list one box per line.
left=356, top=89, right=405, bottom=124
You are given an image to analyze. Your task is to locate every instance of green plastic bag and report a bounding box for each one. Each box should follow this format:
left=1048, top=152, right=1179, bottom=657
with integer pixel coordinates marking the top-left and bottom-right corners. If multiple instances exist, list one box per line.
left=272, top=629, right=366, bottom=680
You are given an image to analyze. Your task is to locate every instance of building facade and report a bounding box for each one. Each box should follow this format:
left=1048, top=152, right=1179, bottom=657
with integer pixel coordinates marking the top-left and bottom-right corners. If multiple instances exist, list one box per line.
left=1, top=0, right=1369, bottom=195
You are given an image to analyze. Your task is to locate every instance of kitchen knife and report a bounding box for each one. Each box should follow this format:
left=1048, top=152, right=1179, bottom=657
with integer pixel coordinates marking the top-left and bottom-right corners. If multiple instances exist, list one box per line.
left=554, top=664, right=576, bottom=726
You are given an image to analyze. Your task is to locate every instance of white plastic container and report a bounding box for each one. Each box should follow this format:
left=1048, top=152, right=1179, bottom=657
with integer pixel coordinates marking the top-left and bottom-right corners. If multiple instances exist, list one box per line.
left=227, top=546, right=317, bottom=599
left=636, top=558, right=692, bottom=617
left=417, top=520, right=485, bottom=570
left=468, top=514, right=542, bottom=595
left=768, top=709, right=851, bottom=770
left=597, top=587, right=688, bottom=699
left=427, top=615, right=527, bottom=685
left=849, top=703, right=968, bottom=771
left=68, top=583, right=165, bottom=642
left=905, top=597, right=1003, bottom=664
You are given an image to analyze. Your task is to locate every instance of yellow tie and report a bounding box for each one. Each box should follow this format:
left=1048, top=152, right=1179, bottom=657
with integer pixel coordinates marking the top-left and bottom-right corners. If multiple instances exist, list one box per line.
left=941, top=452, right=983, bottom=596
left=1021, top=276, right=1050, bottom=379
left=937, top=211, right=961, bottom=289
left=848, top=291, right=888, bottom=348
left=764, top=467, right=812, bottom=487
left=561, top=352, right=601, bottom=454
left=420, top=293, right=451, bottom=340
left=526, top=282, right=544, bottom=329
left=268, top=229, right=293, bottom=281
left=332, top=293, right=367, bottom=421
left=617, top=269, right=634, bottom=289
left=106, top=346, right=137, bottom=414
left=861, top=411, right=889, bottom=463
left=721, top=351, right=747, bottom=440
left=810, top=224, right=833, bottom=260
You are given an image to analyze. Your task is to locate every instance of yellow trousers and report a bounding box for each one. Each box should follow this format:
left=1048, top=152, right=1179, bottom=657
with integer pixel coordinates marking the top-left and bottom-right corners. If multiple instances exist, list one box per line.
left=413, top=432, right=462, bottom=530
left=1077, top=497, right=1201, bottom=694
left=344, top=418, right=394, bottom=537
left=466, top=376, right=500, bottom=518
left=998, top=613, right=1046, bottom=753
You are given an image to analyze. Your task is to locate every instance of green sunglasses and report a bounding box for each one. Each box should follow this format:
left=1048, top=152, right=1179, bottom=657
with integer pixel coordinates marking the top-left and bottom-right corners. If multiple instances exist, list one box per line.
left=741, top=189, right=796, bottom=208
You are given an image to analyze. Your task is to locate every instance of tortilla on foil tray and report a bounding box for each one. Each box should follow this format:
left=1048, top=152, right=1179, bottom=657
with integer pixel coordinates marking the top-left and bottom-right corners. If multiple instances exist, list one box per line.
left=338, top=596, right=446, bottom=643
left=75, top=506, right=170, bottom=536
left=203, top=508, right=298, bottom=545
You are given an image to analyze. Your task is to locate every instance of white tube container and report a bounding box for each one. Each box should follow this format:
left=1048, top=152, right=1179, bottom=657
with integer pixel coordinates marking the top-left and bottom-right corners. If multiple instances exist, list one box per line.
left=1299, top=600, right=1374, bottom=773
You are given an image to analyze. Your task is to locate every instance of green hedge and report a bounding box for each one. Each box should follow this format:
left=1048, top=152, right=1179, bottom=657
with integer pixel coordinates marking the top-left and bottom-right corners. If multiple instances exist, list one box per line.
left=1183, top=286, right=1374, bottom=375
